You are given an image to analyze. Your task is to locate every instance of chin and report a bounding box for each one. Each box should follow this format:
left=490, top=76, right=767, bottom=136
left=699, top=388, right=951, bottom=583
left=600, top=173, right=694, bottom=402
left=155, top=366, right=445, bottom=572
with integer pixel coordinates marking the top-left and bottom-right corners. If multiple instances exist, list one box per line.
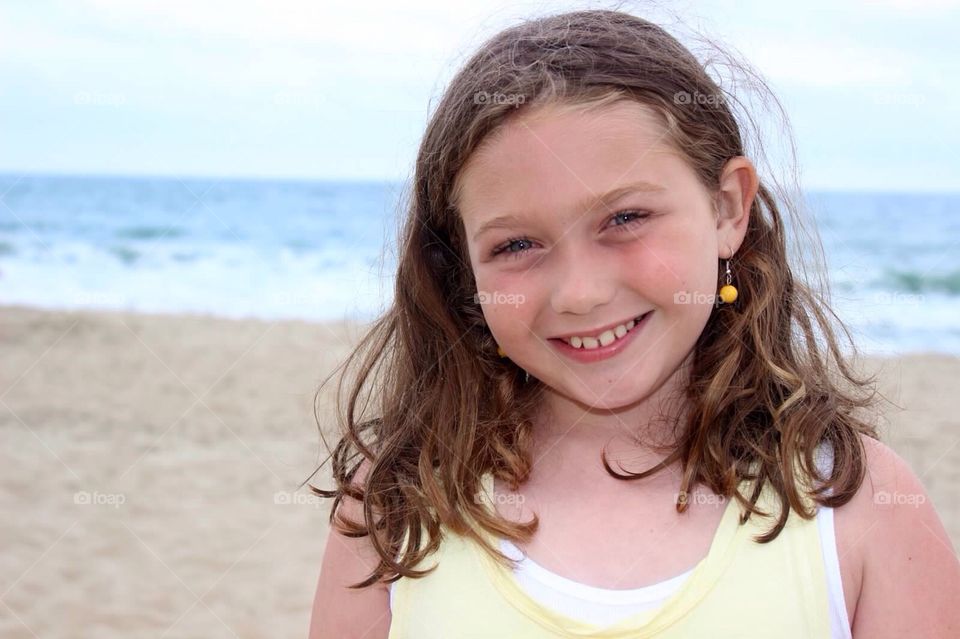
left=573, top=380, right=652, bottom=408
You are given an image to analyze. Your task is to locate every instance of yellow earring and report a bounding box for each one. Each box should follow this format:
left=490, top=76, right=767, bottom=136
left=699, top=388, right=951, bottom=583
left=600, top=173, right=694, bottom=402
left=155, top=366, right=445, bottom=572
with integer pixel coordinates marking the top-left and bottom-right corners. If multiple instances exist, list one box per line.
left=497, top=345, right=507, bottom=358
left=719, top=258, right=738, bottom=304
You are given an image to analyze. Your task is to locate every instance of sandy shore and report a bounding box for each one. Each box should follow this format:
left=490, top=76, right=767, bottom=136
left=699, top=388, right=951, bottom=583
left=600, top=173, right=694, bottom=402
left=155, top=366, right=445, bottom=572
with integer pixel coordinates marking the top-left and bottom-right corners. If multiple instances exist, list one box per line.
left=1, top=304, right=958, bottom=637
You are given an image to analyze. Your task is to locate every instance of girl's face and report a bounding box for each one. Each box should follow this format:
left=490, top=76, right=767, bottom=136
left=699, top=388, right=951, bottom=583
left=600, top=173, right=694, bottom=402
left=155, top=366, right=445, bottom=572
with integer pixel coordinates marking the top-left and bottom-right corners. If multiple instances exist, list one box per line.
left=456, top=99, right=755, bottom=411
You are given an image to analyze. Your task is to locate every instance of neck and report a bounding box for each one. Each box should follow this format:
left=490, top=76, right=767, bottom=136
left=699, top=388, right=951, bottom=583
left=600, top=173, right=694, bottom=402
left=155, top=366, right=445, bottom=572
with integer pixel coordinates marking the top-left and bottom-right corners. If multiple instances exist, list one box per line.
left=528, top=356, right=693, bottom=487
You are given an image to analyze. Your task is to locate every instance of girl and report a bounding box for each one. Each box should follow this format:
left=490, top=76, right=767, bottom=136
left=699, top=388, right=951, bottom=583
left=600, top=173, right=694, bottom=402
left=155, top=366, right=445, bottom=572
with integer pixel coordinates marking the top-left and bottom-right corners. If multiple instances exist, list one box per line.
left=308, top=8, right=960, bottom=638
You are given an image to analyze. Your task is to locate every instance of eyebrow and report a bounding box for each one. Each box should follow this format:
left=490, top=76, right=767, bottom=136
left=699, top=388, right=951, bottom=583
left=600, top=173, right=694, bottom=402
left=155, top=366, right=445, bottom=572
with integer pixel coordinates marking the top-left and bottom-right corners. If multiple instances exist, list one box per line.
left=470, top=180, right=667, bottom=241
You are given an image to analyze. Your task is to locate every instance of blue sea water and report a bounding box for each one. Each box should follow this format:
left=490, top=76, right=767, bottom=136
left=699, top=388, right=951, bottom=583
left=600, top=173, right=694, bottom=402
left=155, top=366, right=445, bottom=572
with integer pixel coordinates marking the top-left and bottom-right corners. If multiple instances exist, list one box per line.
left=0, top=174, right=958, bottom=355
left=0, top=174, right=402, bottom=325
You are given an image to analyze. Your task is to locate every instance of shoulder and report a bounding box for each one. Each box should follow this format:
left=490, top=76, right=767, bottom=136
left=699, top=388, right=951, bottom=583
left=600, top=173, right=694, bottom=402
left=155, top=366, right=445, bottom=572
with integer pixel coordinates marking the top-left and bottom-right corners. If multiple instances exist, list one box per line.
left=838, top=433, right=960, bottom=638
left=308, top=457, right=392, bottom=639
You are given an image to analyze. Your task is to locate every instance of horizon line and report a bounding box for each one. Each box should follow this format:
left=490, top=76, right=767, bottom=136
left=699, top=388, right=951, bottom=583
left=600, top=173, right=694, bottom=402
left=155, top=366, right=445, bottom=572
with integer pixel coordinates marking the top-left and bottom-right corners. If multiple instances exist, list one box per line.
left=0, top=170, right=957, bottom=197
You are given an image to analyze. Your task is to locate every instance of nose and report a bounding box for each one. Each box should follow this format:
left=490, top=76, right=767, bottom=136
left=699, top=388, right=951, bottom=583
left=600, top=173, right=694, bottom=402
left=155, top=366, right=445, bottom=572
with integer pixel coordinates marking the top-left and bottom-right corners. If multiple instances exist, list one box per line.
left=549, top=242, right=618, bottom=316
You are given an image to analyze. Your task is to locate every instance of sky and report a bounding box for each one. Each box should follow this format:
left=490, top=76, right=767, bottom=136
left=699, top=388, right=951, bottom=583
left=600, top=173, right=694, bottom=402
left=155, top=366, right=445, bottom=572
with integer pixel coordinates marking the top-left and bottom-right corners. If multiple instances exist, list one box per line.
left=1, top=0, right=958, bottom=191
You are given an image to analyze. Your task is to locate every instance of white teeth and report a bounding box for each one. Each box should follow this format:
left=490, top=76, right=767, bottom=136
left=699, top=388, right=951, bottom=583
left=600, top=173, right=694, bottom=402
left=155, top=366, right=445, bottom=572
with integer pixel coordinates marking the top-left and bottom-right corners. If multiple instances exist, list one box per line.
left=562, top=315, right=645, bottom=349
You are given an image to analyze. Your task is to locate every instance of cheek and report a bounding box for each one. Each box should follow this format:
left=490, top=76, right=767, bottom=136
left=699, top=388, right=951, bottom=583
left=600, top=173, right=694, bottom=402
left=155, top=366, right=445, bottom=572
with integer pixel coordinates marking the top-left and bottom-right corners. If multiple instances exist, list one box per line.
left=479, top=294, right=524, bottom=338
left=481, top=303, right=528, bottom=358
left=641, top=229, right=716, bottom=293
left=475, top=271, right=539, bottom=347
left=621, top=241, right=693, bottom=298
left=476, top=265, right=537, bottom=308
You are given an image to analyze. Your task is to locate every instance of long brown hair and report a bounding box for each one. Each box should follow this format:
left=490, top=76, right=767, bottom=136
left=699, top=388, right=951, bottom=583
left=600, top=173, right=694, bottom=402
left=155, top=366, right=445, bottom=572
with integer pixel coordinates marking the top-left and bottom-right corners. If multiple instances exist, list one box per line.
left=306, top=6, right=882, bottom=589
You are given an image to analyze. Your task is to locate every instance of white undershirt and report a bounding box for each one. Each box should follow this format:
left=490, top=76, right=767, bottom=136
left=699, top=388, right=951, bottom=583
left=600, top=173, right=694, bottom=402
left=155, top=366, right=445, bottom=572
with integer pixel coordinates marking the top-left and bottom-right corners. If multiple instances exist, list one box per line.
left=389, top=442, right=851, bottom=638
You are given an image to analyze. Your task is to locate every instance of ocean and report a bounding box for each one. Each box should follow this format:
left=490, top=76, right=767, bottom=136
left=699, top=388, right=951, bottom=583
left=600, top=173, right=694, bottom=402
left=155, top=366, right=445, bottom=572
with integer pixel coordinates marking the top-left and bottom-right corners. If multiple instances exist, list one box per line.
left=1, top=174, right=958, bottom=355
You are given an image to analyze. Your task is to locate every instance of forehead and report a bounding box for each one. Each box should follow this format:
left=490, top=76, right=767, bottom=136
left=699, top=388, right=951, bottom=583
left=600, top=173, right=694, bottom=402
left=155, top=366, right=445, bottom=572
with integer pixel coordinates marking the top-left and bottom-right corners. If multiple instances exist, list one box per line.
left=454, top=100, right=687, bottom=224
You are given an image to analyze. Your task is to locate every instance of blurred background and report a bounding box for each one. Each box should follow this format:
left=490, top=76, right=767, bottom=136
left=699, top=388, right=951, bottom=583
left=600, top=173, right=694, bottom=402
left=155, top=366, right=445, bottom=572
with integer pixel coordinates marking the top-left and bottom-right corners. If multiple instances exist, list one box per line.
left=1, top=1, right=958, bottom=637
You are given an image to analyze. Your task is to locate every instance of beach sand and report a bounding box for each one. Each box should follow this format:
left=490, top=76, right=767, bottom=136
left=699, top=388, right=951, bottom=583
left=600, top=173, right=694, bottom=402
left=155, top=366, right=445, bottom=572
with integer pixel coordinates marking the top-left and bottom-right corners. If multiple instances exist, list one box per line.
left=1, top=304, right=957, bottom=637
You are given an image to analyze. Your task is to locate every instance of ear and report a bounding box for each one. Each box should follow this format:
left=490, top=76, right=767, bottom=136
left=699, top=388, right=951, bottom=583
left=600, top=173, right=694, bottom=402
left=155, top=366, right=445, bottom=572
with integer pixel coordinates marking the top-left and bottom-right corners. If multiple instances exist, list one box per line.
left=714, top=156, right=759, bottom=259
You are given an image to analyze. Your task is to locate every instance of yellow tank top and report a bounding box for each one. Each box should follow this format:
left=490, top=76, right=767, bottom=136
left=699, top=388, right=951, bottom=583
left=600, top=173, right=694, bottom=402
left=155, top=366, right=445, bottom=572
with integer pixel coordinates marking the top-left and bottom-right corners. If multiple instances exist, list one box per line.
left=388, top=463, right=832, bottom=638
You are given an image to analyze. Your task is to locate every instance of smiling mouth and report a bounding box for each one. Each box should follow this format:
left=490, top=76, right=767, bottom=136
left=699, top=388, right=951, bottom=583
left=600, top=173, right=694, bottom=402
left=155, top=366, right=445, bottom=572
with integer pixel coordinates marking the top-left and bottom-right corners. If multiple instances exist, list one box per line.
left=549, top=311, right=651, bottom=349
